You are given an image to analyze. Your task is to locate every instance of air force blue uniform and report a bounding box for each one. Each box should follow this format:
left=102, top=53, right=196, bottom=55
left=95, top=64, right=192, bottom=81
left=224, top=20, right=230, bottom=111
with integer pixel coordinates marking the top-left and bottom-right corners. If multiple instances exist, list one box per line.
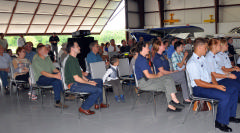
left=187, top=53, right=238, bottom=125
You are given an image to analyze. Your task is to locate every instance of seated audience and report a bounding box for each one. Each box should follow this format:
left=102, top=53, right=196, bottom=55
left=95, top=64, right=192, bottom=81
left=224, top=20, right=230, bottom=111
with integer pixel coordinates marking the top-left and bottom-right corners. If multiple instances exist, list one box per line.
left=135, top=42, right=184, bottom=112
left=108, top=39, right=117, bottom=52
left=7, top=49, right=16, bottom=58
left=187, top=38, right=240, bottom=132
left=184, top=38, right=193, bottom=52
left=0, top=45, right=11, bottom=94
left=13, top=47, right=30, bottom=82
left=152, top=41, right=190, bottom=103
left=59, top=43, right=68, bottom=63
left=65, top=42, right=108, bottom=115
left=120, top=40, right=130, bottom=53
left=32, top=45, right=67, bottom=108
left=24, top=42, right=36, bottom=62
left=129, top=47, right=138, bottom=75
left=103, top=56, right=125, bottom=103
left=171, top=41, right=188, bottom=71
left=167, top=37, right=178, bottom=59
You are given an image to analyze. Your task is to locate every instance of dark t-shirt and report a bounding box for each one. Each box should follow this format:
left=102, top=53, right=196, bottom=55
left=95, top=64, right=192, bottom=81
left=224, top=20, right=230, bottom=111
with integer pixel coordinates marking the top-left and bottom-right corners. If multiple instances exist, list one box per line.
left=64, top=55, right=82, bottom=85
left=153, top=53, right=170, bottom=73
left=120, top=46, right=130, bottom=53
left=135, top=54, right=153, bottom=80
left=49, top=36, right=60, bottom=46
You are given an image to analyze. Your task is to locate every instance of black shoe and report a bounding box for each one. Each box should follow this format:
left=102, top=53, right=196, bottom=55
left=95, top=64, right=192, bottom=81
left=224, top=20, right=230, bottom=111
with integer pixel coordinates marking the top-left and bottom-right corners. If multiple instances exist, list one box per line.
left=183, top=100, right=191, bottom=104
left=229, top=117, right=240, bottom=123
left=215, top=121, right=232, bottom=132
left=169, top=100, right=185, bottom=109
left=166, top=107, right=182, bottom=112
left=5, top=87, right=10, bottom=95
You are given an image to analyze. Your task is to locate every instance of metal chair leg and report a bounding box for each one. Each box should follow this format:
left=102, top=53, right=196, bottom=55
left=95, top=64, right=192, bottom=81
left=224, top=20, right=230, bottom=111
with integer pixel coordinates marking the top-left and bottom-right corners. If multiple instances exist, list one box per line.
left=153, top=92, right=156, bottom=117
left=182, top=100, right=194, bottom=124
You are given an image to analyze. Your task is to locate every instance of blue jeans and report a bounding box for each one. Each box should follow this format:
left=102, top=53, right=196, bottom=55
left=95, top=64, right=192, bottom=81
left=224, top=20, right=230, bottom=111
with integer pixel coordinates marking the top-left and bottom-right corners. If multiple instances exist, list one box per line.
left=37, top=74, right=63, bottom=101
left=70, top=82, right=103, bottom=110
left=0, top=71, right=8, bottom=88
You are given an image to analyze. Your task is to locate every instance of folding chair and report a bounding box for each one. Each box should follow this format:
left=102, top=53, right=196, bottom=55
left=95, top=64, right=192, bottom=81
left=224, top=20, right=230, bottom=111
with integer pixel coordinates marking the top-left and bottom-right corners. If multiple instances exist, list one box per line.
left=9, top=62, right=27, bottom=96
left=61, top=55, right=89, bottom=117
left=118, top=58, right=135, bottom=94
left=0, top=77, right=4, bottom=96
left=131, top=66, right=159, bottom=117
left=29, top=65, right=53, bottom=104
left=182, top=70, right=218, bottom=125
left=234, top=54, right=239, bottom=66
left=89, top=61, right=110, bottom=106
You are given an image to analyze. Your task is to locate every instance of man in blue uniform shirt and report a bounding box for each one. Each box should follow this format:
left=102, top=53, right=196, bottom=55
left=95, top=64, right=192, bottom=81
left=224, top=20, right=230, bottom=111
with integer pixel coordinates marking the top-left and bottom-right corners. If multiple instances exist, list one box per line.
left=187, top=38, right=240, bottom=132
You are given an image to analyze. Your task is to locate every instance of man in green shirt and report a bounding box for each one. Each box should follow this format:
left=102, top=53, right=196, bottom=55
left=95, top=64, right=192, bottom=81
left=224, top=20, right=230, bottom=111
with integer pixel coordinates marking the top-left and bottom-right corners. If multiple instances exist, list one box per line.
left=32, top=45, right=67, bottom=108
left=64, top=42, right=108, bottom=115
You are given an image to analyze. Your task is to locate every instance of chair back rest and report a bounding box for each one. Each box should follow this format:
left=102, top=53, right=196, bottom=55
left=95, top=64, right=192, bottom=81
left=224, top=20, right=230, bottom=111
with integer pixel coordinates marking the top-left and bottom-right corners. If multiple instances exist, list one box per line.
left=168, top=58, right=173, bottom=71
left=185, top=70, right=193, bottom=96
left=118, top=58, right=130, bottom=76
left=108, top=52, right=119, bottom=59
left=0, top=77, right=4, bottom=96
left=29, top=65, right=36, bottom=85
left=234, top=54, right=238, bottom=66
left=61, top=55, right=70, bottom=90
left=9, top=62, right=15, bottom=80
left=132, top=65, right=139, bottom=87
left=153, top=64, right=157, bottom=74
left=85, top=58, right=90, bottom=73
left=90, top=61, right=106, bottom=79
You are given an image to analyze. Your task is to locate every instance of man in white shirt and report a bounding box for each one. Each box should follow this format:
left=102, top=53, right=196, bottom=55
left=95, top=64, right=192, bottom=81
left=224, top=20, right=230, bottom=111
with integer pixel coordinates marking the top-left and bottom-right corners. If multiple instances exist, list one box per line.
left=108, top=39, right=116, bottom=52
left=0, top=33, right=8, bottom=51
left=17, top=35, right=26, bottom=47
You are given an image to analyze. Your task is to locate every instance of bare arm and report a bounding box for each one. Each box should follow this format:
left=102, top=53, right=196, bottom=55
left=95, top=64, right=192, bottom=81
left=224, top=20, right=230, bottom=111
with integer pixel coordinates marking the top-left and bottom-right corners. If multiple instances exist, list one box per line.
left=41, top=71, right=59, bottom=79
left=211, top=72, right=236, bottom=79
left=53, top=69, right=59, bottom=73
left=143, top=70, right=163, bottom=79
left=211, top=73, right=218, bottom=85
left=73, top=75, right=96, bottom=86
left=194, top=79, right=225, bottom=91
left=158, top=67, right=172, bottom=75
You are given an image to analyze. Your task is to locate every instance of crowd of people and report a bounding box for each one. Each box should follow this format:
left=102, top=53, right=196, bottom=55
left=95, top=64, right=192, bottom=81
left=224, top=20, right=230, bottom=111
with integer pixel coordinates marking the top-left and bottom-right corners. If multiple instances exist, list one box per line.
left=1, top=32, right=240, bottom=132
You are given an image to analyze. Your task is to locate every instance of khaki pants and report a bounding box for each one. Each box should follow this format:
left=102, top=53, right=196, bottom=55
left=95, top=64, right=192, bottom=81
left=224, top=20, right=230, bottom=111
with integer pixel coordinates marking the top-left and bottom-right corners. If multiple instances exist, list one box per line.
left=138, top=75, right=177, bottom=103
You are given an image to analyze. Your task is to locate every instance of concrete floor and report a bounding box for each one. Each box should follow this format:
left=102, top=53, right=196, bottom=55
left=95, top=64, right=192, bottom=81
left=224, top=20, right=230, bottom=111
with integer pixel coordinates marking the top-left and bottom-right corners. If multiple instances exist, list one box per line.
left=0, top=88, right=240, bottom=133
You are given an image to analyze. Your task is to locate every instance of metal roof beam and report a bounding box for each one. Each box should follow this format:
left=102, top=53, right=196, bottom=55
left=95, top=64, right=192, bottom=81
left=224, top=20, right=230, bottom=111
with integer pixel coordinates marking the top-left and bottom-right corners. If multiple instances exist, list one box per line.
left=5, top=0, right=19, bottom=34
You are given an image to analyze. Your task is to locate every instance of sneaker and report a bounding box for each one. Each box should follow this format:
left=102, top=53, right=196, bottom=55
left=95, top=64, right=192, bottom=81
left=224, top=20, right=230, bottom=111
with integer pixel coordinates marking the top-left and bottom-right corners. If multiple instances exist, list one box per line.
left=120, top=95, right=125, bottom=103
left=115, top=96, right=120, bottom=103
left=55, top=102, right=68, bottom=108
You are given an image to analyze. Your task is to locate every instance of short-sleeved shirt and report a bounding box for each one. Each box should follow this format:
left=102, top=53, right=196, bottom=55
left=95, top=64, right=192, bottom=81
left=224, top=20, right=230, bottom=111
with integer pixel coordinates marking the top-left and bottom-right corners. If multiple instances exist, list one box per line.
left=32, top=54, right=56, bottom=81
left=171, top=51, right=185, bottom=71
left=64, top=55, right=82, bottom=85
left=86, top=51, right=103, bottom=64
left=205, top=51, right=224, bottom=81
left=153, top=53, right=170, bottom=73
left=215, top=51, right=232, bottom=69
left=49, top=36, right=60, bottom=46
left=186, top=53, right=211, bottom=87
left=25, top=51, right=36, bottom=63
left=167, top=45, right=175, bottom=59
left=135, top=54, right=153, bottom=80
left=120, top=46, right=130, bottom=53
left=0, top=53, right=11, bottom=69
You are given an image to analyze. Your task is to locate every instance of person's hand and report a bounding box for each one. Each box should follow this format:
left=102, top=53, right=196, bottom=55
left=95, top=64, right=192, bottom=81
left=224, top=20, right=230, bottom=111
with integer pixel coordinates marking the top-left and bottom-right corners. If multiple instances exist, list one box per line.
left=216, top=85, right=226, bottom=92
left=157, top=72, right=163, bottom=77
left=54, top=73, right=61, bottom=80
left=234, top=66, right=240, bottom=72
left=229, top=73, right=237, bottom=79
left=89, top=81, right=97, bottom=86
left=22, top=67, right=29, bottom=73
left=184, top=51, right=188, bottom=58
left=83, top=72, right=88, bottom=77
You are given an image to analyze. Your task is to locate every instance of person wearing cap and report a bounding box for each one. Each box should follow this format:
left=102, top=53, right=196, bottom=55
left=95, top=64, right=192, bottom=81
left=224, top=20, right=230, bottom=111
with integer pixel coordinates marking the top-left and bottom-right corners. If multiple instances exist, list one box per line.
left=24, top=42, right=36, bottom=63
left=49, top=33, right=60, bottom=60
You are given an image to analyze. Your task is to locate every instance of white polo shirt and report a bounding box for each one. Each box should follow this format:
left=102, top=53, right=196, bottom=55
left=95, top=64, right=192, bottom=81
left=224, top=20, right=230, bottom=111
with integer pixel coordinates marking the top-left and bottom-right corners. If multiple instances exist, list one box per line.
left=215, top=51, right=232, bottom=69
